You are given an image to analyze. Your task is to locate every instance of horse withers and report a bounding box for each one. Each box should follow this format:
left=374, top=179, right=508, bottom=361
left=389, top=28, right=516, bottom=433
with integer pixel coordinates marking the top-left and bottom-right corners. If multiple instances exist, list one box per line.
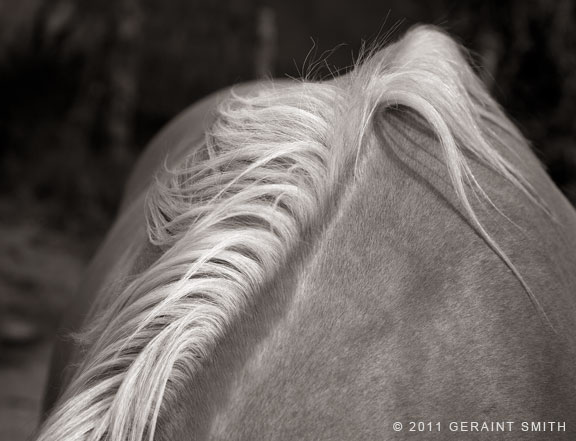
left=38, top=26, right=576, bottom=440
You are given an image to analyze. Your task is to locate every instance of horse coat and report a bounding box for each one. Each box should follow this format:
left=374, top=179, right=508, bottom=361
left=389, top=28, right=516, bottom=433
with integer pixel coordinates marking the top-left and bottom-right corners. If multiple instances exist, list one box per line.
left=39, top=26, right=576, bottom=440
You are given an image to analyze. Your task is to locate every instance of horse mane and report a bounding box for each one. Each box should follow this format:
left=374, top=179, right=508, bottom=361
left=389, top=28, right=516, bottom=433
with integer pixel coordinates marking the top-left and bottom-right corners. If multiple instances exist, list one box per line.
left=37, top=25, right=548, bottom=441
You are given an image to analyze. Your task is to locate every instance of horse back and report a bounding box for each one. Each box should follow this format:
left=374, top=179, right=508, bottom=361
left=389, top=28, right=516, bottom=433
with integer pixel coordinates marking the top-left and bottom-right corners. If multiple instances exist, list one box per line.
left=40, top=27, right=576, bottom=440
left=186, top=111, right=576, bottom=440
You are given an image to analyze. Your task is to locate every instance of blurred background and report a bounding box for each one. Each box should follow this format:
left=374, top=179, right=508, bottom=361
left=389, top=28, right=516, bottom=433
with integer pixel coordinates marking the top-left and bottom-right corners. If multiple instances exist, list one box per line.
left=0, top=0, right=575, bottom=439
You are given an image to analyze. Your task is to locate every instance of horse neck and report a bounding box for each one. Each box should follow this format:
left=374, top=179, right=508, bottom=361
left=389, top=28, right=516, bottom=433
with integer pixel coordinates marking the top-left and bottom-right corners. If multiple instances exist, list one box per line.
left=157, top=111, right=576, bottom=440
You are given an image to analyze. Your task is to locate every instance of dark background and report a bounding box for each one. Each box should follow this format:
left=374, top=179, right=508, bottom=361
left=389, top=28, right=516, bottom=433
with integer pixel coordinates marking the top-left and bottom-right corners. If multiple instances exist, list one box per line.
left=0, top=1, right=575, bottom=439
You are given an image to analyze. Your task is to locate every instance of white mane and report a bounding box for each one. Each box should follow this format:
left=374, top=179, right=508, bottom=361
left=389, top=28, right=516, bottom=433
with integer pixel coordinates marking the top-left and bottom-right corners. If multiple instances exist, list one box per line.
left=37, top=26, right=547, bottom=441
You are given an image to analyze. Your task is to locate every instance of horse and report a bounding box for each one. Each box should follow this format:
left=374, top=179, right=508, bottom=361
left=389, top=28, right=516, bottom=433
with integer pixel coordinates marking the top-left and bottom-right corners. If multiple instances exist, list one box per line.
left=37, top=25, right=576, bottom=440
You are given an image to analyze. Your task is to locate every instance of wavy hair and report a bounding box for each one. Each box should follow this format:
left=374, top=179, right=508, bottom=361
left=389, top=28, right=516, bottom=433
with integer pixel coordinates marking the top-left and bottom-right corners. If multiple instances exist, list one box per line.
left=37, top=26, right=548, bottom=441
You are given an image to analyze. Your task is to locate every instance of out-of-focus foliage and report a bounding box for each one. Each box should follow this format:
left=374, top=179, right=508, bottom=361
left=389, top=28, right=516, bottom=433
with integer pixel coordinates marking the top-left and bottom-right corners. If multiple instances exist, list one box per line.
left=0, top=0, right=260, bottom=234
left=0, top=0, right=575, bottom=233
left=448, top=0, right=576, bottom=203
left=1, top=3, right=574, bottom=438
left=0, top=4, right=261, bottom=434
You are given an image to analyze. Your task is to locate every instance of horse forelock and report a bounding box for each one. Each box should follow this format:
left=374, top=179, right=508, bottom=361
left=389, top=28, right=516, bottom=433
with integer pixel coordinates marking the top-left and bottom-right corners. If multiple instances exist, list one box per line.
left=37, top=25, right=549, bottom=441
